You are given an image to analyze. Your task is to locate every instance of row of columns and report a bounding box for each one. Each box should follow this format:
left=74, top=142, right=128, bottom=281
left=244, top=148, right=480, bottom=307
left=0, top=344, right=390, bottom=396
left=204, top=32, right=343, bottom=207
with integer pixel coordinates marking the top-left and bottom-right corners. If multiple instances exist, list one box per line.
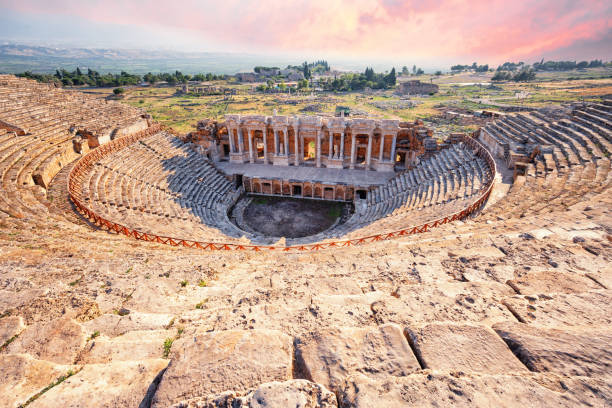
left=228, top=127, right=397, bottom=170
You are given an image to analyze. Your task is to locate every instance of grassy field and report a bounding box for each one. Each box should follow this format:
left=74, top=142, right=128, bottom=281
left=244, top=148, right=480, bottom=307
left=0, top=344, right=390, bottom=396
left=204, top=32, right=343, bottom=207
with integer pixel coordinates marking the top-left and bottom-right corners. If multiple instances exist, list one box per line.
left=80, top=68, right=612, bottom=134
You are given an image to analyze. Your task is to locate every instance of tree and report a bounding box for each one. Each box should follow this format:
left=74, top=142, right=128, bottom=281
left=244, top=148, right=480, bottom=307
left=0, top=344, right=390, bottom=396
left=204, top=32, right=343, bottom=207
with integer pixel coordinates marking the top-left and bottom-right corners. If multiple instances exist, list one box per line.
left=401, top=66, right=409, bottom=76
left=297, top=79, right=308, bottom=89
left=385, top=68, right=396, bottom=86
left=76, top=67, right=82, bottom=76
left=365, top=67, right=374, bottom=81
left=416, top=68, right=424, bottom=75
left=435, top=70, right=442, bottom=76
left=302, top=62, right=311, bottom=80
left=412, top=65, right=416, bottom=74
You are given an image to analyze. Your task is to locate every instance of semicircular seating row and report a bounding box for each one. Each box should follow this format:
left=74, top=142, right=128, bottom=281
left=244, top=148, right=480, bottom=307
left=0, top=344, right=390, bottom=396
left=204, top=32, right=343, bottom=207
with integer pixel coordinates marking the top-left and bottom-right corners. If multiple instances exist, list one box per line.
left=0, top=75, right=144, bottom=225
left=479, top=101, right=611, bottom=223
left=75, top=128, right=493, bottom=245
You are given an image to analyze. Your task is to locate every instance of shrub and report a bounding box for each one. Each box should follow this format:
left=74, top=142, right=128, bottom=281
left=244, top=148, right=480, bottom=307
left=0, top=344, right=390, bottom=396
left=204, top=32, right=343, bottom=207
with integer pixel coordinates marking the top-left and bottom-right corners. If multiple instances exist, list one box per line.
left=163, top=338, right=174, bottom=358
left=113, top=87, right=125, bottom=95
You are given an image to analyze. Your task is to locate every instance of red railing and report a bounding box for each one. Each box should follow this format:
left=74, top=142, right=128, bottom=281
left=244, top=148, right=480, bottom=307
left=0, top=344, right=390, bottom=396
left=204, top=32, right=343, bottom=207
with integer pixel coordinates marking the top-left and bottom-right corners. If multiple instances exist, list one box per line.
left=68, top=125, right=496, bottom=252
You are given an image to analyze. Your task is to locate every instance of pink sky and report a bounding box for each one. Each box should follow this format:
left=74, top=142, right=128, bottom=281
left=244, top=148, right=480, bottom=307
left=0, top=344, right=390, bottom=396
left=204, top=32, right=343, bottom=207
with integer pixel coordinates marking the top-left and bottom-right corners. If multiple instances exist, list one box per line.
left=2, top=0, right=611, bottom=64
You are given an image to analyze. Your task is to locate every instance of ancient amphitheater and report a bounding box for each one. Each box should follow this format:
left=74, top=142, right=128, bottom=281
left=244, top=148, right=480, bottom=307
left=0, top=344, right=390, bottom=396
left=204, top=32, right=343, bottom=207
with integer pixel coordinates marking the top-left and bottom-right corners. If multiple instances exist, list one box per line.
left=0, top=74, right=610, bottom=407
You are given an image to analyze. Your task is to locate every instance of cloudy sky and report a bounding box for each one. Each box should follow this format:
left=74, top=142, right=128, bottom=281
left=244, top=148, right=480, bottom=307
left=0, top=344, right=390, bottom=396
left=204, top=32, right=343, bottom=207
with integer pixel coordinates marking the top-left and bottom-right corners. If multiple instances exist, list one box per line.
left=1, top=0, right=610, bottom=66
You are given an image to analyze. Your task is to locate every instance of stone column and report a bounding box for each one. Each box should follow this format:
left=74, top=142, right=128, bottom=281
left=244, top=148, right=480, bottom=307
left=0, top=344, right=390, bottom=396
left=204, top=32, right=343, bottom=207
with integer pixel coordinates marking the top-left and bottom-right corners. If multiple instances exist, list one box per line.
left=248, top=129, right=254, bottom=163
left=350, top=133, right=357, bottom=169
left=340, top=132, right=345, bottom=159
left=283, top=129, right=289, bottom=156
left=390, top=133, right=397, bottom=164
left=366, top=132, right=373, bottom=170
left=262, top=128, right=268, bottom=164
left=238, top=128, right=244, bottom=154
left=316, top=130, right=322, bottom=168
left=228, top=128, right=235, bottom=153
left=294, top=127, right=300, bottom=166
left=378, top=134, right=385, bottom=162
left=274, top=130, right=279, bottom=155
left=328, top=133, right=333, bottom=159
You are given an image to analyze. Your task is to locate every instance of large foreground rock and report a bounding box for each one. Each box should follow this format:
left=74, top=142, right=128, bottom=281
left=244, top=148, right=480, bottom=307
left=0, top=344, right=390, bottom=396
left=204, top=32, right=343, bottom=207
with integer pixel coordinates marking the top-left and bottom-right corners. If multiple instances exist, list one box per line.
left=0, top=354, right=73, bottom=408
left=29, top=359, right=169, bottom=408
left=405, top=323, right=527, bottom=374
left=338, top=373, right=612, bottom=407
left=171, top=379, right=338, bottom=408
left=295, top=324, right=420, bottom=392
left=3, top=317, right=85, bottom=364
left=493, top=322, right=612, bottom=377
left=152, top=329, right=293, bottom=407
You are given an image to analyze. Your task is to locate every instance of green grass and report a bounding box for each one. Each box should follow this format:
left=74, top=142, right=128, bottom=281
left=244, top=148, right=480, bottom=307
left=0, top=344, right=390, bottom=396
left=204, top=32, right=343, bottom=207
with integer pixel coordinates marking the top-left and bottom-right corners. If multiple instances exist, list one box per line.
left=163, top=338, right=174, bottom=358
left=85, top=72, right=612, bottom=134
left=21, top=369, right=80, bottom=407
left=198, top=279, right=208, bottom=287
left=180, top=280, right=188, bottom=287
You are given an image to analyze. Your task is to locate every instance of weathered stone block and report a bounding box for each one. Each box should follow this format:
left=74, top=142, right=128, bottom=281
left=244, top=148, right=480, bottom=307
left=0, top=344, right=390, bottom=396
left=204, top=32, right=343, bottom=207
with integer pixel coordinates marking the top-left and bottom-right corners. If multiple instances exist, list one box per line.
left=405, top=323, right=527, bottom=374
left=152, top=329, right=293, bottom=407
left=5, top=317, right=85, bottom=364
left=29, top=359, right=169, bottom=408
left=493, top=322, right=612, bottom=377
left=295, top=324, right=420, bottom=392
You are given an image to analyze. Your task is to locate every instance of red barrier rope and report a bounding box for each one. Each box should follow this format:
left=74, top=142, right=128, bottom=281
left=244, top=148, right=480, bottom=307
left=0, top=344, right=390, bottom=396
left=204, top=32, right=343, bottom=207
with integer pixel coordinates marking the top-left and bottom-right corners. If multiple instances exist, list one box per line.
left=68, top=126, right=496, bottom=252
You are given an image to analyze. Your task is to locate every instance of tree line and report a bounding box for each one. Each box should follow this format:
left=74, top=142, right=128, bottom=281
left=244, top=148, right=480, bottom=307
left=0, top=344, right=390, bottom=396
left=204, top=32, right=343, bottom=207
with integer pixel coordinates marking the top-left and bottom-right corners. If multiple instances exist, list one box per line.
left=495, top=59, right=606, bottom=72
left=319, top=67, right=396, bottom=92
left=16, top=68, right=227, bottom=87
left=532, top=59, right=605, bottom=71
left=451, top=63, right=489, bottom=72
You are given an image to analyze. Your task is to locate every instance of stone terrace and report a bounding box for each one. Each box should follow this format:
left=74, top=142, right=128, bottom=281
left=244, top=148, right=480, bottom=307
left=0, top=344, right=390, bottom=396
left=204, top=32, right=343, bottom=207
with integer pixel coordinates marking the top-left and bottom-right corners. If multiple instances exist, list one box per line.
left=0, top=77, right=609, bottom=407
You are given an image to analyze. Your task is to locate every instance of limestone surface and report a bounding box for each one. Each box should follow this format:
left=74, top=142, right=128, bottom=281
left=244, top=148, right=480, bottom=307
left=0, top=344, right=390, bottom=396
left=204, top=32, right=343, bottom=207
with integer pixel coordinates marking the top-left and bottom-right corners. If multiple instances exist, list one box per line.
left=295, top=324, right=420, bottom=392
left=29, top=359, right=169, bottom=408
left=0, top=316, right=24, bottom=346
left=152, top=329, right=293, bottom=407
left=493, top=322, right=612, bottom=377
left=0, top=354, right=74, bottom=408
left=405, top=323, right=528, bottom=374
left=4, top=317, right=85, bottom=364
left=337, top=373, right=612, bottom=408
left=171, top=380, right=338, bottom=408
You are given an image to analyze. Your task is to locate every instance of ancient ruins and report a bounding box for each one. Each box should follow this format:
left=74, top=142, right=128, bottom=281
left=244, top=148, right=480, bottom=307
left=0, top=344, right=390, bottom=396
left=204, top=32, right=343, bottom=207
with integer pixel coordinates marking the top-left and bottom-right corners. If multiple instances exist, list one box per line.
left=0, top=74, right=610, bottom=407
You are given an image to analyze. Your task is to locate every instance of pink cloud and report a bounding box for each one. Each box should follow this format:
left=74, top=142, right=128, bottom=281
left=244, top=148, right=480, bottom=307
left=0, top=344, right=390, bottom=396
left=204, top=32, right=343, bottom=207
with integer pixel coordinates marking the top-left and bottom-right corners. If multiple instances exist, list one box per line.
left=2, top=0, right=610, bottom=63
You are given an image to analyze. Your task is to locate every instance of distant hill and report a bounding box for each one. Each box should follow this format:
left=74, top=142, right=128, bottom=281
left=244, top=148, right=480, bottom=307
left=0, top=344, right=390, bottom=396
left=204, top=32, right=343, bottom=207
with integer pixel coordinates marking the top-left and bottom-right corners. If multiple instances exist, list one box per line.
left=0, top=43, right=298, bottom=75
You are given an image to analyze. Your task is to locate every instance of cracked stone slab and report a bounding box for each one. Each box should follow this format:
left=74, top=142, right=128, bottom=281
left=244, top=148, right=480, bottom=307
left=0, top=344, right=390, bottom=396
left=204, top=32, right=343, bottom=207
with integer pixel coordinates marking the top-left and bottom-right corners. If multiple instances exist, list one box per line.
left=295, top=324, right=420, bottom=392
left=170, top=379, right=338, bottom=408
left=29, top=359, right=169, bottom=408
left=0, top=354, right=74, bottom=408
left=337, top=373, right=612, bottom=408
left=493, top=322, right=612, bottom=377
left=405, top=323, right=527, bottom=374
left=4, top=317, right=85, bottom=364
left=502, top=290, right=612, bottom=327
left=152, top=329, right=293, bottom=407
left=0, top=316, right=25, bottom=346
